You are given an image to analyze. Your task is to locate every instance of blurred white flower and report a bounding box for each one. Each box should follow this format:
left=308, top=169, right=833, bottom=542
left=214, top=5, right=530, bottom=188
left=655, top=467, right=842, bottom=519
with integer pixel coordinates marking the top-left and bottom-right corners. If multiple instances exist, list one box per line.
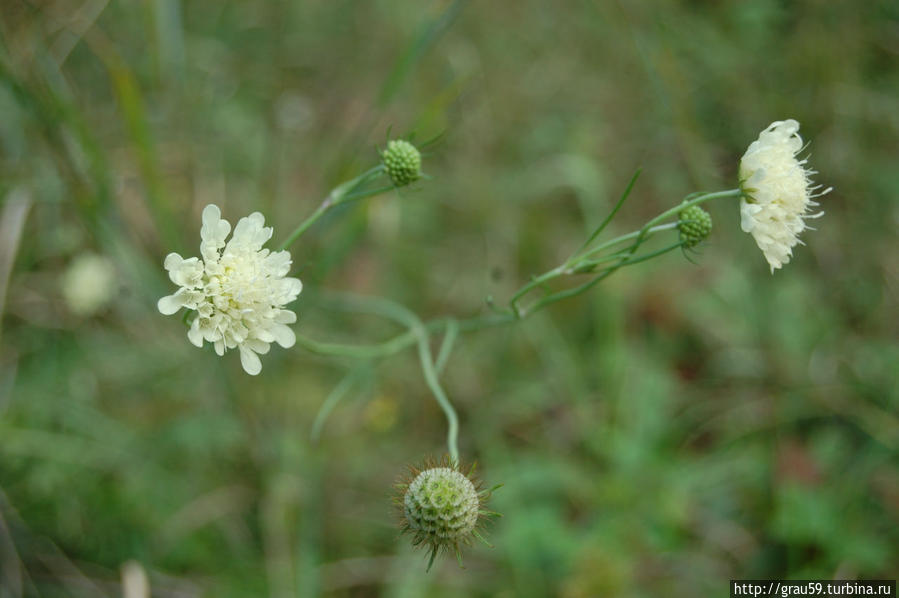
left=157, top=204, right=302, bottom=375
left=62, top=252, right=117, bottom=316
left=739, top=119, right=831, bottom=272
left=120, top=560, right=150, bottom=598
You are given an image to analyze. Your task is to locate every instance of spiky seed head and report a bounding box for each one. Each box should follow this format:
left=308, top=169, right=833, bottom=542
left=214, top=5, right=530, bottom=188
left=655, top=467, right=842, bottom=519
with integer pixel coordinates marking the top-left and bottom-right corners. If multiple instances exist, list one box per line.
left=678, top=205, right=713, bottom=248
left=395, top=456, right=499, bottom=571
left=381, top=139, right=422, bottom=187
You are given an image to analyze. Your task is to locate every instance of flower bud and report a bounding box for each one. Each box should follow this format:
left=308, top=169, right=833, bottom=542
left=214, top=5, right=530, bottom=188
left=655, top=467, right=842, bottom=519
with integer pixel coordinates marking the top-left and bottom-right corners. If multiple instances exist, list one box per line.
left=381, top=139, right=422, bottom=187
left=678, top=205, right=713, bottom=248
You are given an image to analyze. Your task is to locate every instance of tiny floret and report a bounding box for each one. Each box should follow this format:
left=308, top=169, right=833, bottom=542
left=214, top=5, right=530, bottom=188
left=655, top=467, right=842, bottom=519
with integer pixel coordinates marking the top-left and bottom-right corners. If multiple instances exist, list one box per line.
left=381, top=139, right=422, bottom=187
left=739, top=119, right=831, bottom=272
left=157, top=204, right=302, bottom=375
left=395, top=457, right=499, bottom=571
left=678, top=205, right=713, bottom=248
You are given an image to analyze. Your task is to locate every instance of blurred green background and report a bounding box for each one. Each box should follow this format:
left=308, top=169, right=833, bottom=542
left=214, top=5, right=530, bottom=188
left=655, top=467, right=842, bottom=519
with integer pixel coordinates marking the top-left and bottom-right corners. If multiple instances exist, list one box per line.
left=1, top=0, right=897, bottom=596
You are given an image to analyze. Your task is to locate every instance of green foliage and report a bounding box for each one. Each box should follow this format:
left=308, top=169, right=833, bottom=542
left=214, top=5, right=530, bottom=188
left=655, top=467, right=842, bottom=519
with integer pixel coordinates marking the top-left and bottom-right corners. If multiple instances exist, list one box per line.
left=1, top=1, right=897, bottom=597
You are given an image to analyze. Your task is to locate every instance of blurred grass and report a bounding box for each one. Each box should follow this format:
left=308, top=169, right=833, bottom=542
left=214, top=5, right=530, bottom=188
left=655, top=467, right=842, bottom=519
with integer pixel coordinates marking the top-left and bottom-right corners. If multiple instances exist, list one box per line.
left=1, top=0, right=897, bottom=596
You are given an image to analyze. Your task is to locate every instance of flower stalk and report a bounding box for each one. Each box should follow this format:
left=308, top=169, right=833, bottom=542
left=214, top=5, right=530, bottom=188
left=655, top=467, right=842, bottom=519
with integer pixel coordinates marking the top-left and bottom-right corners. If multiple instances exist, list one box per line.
left=277, top=137, right=425, bottom=252
left=277, top=165, right=387, bottom=251
left=507, top=188, right=741, bottom=318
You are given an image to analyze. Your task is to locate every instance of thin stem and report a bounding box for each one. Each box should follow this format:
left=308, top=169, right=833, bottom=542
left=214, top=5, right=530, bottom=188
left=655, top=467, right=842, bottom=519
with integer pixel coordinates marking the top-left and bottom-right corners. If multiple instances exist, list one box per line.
left=278, top=200, right=330, bottom=252
left=342, top=185, right=395, bottom=202
left=571, top=188, right=738, bottom=266
left=417, top=330, right=459, bottom=463
left=277, top=166, right=386, bottom=251
left=293, top=311, right=514, bottom=361
left=311, top=368, right=366, bottom=443
left=525, top=242, right=685, bottom=316
left=510, top=221, right=679, bottom=314
left=573, top=189, right=739, bottom=265
left=572, top=222, right=680, bottom=265
left=598, top=240, right=685, bottom=268
left=509, top=266, right=564, bottom=318
left=642, top=188, right=740, bottom=232
left=435, top=318, right=459, bottom=375
left=319, top=293, right=460, bottom=462
left=572, top=168, right=641, bottom=257
left=294, top=329, right=416, bottom=359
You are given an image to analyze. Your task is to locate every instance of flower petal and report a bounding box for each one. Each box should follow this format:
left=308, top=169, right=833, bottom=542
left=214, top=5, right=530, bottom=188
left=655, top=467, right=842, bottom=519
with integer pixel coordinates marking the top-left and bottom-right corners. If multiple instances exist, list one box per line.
left=202, top=204, right=221, bottom=226
left=157, top=293, right=185, bottom=315
left=740, top=200, right=762, bottom=233
left=163, top=252, right=184, bottom=272
left=271, top=323, right=296, bottom=348
left=201, top=204, right=231, bottom=252
left=274, top=309, right=297, bottom=324
left=245, top=339, right=270, bottom=354
left=255, top=328, right=276, bottom=343
left=187, top=318, right=204, bottom=347
left=239, top=345, right=262, bottom=375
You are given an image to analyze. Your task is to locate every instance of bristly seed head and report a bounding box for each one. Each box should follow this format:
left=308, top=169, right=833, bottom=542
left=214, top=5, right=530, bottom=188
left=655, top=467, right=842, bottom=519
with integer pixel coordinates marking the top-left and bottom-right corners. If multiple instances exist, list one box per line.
left=381, top=139, right=422, bottom=187
left=678, top=205, right=713, bottom=248
left=394, top=456, right=500, bottom=571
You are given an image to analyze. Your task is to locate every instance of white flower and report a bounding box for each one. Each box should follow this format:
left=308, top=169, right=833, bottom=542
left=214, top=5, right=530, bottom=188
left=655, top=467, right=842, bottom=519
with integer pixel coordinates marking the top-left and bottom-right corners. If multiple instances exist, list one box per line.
left=62, top=253, right=117, bottom=316
left=739, top=119, right=831, bottom=272
left=157, top=204, right=302, bottom=375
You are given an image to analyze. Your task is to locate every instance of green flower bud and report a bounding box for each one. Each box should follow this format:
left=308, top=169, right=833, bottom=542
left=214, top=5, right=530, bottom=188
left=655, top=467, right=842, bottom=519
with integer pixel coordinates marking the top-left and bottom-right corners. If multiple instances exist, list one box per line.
left=678, top=205, right=713, bottom=248
left=381, top=139, right=422, bottom=187
left=395, top=457, right=499, bottom=571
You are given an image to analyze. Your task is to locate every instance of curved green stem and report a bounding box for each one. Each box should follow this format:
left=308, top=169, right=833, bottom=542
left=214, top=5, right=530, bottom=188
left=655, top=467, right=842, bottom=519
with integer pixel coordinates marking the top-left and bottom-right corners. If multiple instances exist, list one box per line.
left=416, top=329, right=459, bottom=463
left=319, top=293, right=460, bottom=462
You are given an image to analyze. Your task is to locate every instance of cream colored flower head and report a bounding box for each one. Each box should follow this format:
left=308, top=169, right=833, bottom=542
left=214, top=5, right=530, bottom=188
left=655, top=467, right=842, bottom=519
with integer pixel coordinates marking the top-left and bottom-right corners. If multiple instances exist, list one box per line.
left=157, top=204, right=302, bottom=375
left=739, top=119, right=831, bottom=272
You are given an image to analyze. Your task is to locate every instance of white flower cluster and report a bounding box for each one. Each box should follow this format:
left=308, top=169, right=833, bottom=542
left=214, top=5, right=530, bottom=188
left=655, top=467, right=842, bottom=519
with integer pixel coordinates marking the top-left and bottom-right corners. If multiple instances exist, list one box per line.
left=739, top=119, right=831, bottom=272
left=157, top=204, right=302, bottom=375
